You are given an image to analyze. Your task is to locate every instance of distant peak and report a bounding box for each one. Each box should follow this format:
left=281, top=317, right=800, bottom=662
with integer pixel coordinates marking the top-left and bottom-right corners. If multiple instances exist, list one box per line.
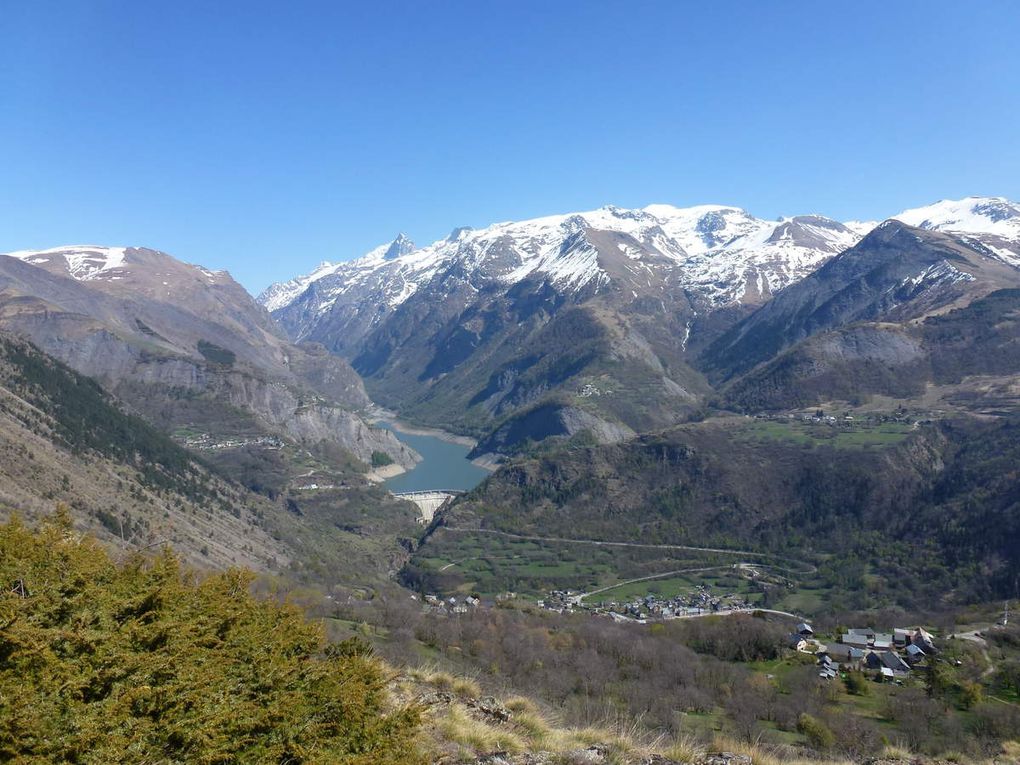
left=447, top=226, right=473, bottom=242
left=383, top=233, right=416, bottom=260
left=879, top=218, right=911, bottom=229
left=864, top=219, right=920, bottom=241
left=895, top=196, right=1020, bottom=233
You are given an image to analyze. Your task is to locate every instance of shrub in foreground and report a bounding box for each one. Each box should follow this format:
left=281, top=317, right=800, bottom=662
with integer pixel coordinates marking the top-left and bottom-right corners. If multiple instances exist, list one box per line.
left=0, top=512, right=422, bottom=764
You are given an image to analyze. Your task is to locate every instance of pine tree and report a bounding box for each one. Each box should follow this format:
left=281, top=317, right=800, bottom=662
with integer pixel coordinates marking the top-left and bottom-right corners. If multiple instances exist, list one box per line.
left=0, top=513, right=423, bottom=764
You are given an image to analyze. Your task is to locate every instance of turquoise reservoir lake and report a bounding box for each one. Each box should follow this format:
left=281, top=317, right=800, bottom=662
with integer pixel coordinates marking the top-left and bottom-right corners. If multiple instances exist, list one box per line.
left=379, top=423, right=492, bottom=493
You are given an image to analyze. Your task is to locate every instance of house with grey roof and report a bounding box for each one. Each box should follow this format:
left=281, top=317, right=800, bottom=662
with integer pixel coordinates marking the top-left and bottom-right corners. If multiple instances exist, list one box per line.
left=873, top=633, right=894, bottom=650
left=905, top=643, right=927, bottom=663
left=842, top=632, right=871, bottom=648
left=867, top=651, right=911, bottom=674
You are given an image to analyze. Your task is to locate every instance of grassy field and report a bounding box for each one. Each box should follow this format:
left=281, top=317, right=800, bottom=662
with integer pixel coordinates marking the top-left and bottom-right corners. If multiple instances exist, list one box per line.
left=772, top=586, right=828, bottom=614
left=732, top=419, right=914, bottom=450
left=583, top=570, right=765, bottom=604
left=409, top=529, right=823, bottom=607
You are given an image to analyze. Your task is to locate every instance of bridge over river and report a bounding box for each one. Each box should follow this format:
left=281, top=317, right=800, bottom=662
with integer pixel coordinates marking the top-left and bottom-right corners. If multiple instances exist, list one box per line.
left=391, top=490, right=463, bottom=524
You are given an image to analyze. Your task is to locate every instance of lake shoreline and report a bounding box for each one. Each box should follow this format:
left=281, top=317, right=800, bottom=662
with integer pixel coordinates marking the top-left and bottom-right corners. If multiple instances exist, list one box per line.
left=369, top=407, right=497, bottom=471
left=368, top=408, right=496, bottom=491
left=365, top=463, right=406, bottom=483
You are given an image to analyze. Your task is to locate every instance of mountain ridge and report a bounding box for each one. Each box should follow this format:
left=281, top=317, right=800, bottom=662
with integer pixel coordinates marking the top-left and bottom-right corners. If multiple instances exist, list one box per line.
left=260, top=196, right=1020, bottom=320
left=257, top=196, right=1019, bottom=455
left=260, top=202, right=870, bottom=320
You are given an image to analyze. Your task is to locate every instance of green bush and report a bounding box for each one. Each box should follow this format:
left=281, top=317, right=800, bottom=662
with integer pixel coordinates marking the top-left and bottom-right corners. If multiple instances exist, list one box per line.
left=844, top=670, right=870, bottom=696
left=798, top=712, right=835, bottom=750
left=0, top=513, right=423, bottom=764
left=371, top=450, right=395, bottom=468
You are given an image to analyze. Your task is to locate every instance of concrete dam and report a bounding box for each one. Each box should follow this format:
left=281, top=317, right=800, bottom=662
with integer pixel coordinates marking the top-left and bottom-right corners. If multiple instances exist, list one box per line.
left=391, top=490, right=461, bottom=524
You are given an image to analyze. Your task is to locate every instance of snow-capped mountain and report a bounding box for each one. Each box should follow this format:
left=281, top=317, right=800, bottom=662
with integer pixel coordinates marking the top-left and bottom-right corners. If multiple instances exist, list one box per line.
left=894, top=196, right=1020, bottom=267
left=260, top=234, right=417, bottom=313
left=260, top=204, right=868, bottom=329
left=262, top=197, right=1020, bottom=329
left=4, top=244, right=234, bottom=300
left=254, top=195, right=1018, bottom=458
left=896, top=196, right=1020, bottom=237
left=5, top=244, right=132, bottom=282
left=256, top=202, right=879, bottom=454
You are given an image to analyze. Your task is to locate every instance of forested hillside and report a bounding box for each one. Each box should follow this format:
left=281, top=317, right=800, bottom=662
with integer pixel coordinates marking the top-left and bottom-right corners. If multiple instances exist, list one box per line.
left=417, top=415, right=1020, bottom=610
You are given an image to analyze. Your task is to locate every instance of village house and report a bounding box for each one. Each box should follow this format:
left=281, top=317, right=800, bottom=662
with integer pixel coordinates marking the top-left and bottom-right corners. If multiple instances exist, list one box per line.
left=873, top=632, right=894, bottom=650
left=841, top=631, right=871, bottom=649
left=863, top=649, right=911, bottom=677
left=788, top=633, right=809, bottom=651
left=912, top=627, right=937, bottom=653
left=821, top=643, right=865, bottom=669
left=905, top=643, right=927, bottom=664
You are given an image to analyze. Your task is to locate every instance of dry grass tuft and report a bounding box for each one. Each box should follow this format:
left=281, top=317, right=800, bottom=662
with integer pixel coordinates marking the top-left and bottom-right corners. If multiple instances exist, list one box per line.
left=879, top=742, right=914, bottom=760
left=451, top=676, right=482, bottom=698
left=407, top=665, right=482, bottom=699
left=437, top=703, right=526, bottom=755
left=662, top=733, right=707, bottom=764
left=504, top=695, right=541, bottom=715
left=999, top=740, right=1020, bottom=764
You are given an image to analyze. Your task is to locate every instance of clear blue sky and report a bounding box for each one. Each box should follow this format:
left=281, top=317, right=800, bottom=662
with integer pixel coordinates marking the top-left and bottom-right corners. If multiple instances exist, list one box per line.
left=2, top=1, right=1018, bottom=293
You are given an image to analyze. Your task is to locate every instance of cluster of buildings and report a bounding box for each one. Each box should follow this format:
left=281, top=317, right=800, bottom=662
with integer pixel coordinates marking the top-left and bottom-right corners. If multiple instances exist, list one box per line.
left=539, top=586, right=756, bottom=622
left=577, top=383, right=609, bottom=398
left=294, top=481, right=339, bottom=491
left=753, top=410, right=917, bottom=427
left=796, top=624, right=937, bottom=681
left=180, top=433, right=283, bottom=451
left=422, top=593, right=481, bottom=614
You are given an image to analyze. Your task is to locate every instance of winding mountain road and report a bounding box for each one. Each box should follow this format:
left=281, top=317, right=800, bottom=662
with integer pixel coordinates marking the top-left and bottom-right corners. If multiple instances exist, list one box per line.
left=431, top=526, right=811, bottom=622
left=436, top=526, right=818, bottom=576
left=574, top=561, right=800, bottom=604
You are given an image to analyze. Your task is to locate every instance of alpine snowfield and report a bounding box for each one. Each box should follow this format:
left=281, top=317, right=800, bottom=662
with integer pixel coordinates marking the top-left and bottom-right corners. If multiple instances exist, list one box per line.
left=259, top=202, right=872, bottom=337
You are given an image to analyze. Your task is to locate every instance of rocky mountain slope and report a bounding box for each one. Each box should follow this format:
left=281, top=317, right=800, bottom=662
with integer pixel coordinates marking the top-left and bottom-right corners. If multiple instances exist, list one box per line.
left=719, top=287, right=1020, bottom=412
left=262, top=205, right=870, bottom=452
left=0, top=330, right=286, bottom=571
left=702, top=219, right=1020, bottom=386
left=0, top=328, right=425, bottom=591
left=0, top=246, right=416, bottom=471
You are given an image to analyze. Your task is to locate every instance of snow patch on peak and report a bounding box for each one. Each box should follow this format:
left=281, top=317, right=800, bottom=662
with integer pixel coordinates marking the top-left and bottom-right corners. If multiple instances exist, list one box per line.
left=843, top=220, right=879, bottom=238
left=5, top=245, right=129, bottom=281
left=900, top=260, right=976, bottom=295
left=895, top=196, right=1020, bottom=238
left=258, top=260, right=341, bottom=311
